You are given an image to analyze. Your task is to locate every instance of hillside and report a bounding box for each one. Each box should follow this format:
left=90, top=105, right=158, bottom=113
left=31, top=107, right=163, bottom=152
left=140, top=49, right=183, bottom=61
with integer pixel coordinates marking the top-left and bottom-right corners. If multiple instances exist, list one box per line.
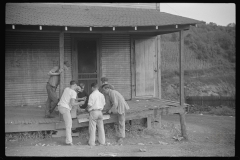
left=160, top=23, right=235, bottom=101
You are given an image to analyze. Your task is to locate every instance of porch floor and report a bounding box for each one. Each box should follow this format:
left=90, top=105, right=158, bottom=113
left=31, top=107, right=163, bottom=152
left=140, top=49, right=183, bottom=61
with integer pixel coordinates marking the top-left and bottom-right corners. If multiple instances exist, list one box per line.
left=5, top=98, right=187, bottom=133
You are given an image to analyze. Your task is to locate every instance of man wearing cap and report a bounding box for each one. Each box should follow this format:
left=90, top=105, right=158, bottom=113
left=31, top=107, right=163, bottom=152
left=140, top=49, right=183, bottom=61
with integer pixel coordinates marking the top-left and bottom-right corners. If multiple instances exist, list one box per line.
left=58, top=80, right=85, bottom=146
left=99, top=77, right=114, bottom=113
left=86, top=83, right=106, bottom=146
left=45, top=61, right=70, bottom=118
left=102, top=84, right=130, bottom=144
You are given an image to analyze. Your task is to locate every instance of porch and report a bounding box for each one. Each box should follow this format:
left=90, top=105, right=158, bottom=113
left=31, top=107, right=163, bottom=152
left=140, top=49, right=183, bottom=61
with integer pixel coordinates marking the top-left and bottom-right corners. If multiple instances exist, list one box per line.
left=5, top=98, right=188, bottom=136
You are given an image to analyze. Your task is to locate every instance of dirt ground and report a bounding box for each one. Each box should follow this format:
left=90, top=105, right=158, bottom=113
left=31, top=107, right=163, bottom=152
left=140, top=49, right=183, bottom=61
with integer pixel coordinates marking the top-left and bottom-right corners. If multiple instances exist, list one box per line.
left=5, top=114, right=235, bottom=157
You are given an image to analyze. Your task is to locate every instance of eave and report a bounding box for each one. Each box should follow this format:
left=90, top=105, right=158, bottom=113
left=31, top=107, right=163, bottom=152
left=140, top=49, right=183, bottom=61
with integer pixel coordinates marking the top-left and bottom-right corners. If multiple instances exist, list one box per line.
left=5, top=24, right=196, bottom=35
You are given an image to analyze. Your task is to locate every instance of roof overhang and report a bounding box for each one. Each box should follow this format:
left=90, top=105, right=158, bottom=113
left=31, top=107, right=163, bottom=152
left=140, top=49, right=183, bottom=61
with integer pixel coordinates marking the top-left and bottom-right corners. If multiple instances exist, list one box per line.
left=6, top=23, right=196, bottom=35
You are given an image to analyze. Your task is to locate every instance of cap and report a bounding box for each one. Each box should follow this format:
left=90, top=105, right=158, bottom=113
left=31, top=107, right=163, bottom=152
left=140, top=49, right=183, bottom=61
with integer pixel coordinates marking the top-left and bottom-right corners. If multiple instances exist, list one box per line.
left=101, top=77, right=108, bottom=82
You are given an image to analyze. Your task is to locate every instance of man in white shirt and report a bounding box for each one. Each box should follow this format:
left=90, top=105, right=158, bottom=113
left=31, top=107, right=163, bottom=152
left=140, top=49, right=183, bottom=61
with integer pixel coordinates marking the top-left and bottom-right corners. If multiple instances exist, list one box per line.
left=58, top=80, right=85, bottom=146
left=86, top=82, right=106, bottom=146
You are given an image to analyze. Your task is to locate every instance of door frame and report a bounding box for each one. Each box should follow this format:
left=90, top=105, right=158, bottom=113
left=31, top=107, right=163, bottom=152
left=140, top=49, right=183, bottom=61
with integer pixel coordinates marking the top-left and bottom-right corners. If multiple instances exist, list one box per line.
left=71, top=34, right=102, bottom=86
left=130, top=35, right=159, bottom=99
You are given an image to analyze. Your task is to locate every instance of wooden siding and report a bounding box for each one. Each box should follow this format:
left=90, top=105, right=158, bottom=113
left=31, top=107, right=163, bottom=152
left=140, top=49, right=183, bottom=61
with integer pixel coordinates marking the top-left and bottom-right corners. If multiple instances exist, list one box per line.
left=101, top=34, right=131, bottom=100
left=63, top=33, right=72, bottom=88
left=5, top=31, right=72, bottom=107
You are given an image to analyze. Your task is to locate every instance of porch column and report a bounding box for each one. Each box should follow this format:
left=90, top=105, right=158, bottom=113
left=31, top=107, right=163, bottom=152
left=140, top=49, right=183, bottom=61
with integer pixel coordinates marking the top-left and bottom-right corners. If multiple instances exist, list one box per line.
left=179, top=30, right=188, bottom=140
left=157, top=35, right=161, bottom=99
left=59, top=31, right=64, bottom=120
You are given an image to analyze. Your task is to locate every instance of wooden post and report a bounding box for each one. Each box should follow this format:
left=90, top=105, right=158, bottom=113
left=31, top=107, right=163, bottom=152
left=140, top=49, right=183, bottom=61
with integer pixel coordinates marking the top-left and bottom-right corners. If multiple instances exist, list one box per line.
left=157, top=35, right=161, bottom=99
left=147, top=116, right=152, bottom=129
left=71, top=37, right=78, bottom=82
left=59, top=31, right=64, bottom=121
left=156, top=3, right=161, bottom=99
left=153, top=108, right=161, bottom=128
left=179, top=30, right=188, bottom=140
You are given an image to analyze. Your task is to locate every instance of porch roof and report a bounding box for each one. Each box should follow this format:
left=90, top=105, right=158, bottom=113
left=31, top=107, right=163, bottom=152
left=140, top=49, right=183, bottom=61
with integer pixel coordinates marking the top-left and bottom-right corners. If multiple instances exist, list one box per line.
left=6, top=3, right=204, bottom=28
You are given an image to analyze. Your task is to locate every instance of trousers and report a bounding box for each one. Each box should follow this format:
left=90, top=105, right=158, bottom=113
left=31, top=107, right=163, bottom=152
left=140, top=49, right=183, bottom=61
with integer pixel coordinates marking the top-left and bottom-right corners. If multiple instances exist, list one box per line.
left=115, top=113, right=125, bottom=138
left=58, top=106, right=72, bottom=144
left=45, top=83, right=58, bottom=115
left=88, top=110, right=105, bottom=146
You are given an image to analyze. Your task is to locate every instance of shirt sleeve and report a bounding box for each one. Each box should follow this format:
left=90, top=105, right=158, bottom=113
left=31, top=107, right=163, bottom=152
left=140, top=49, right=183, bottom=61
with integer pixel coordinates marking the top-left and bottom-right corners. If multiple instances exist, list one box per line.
left=88, top=94, right=94, bottom=107
left=49, top=66, right=59, bottom=73
left=71, top=90, right=77, bottom=100
left=109, top=90, right=118, bottom=110
left=102, top=94, right=106, bottom=106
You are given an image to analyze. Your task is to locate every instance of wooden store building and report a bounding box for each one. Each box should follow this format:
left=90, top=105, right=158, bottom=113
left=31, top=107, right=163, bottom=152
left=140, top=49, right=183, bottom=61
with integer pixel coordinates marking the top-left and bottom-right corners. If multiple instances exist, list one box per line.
left=5, top=3, right=203, bottom=138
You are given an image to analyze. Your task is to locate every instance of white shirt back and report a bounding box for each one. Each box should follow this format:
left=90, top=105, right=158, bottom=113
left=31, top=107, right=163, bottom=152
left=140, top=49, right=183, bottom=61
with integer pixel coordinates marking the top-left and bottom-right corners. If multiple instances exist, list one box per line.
left=58, top=87, right=77, bottom=110
left=88, top=89, right=105, bottom=111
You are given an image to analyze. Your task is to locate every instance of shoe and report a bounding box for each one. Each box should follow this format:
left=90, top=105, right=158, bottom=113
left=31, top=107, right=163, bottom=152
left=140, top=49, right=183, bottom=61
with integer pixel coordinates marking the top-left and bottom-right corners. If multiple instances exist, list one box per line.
left=117, top=138, right=123, bottom=144
left=45, top=115, right=55, bottom=118
left=96, top=141, right=105, bottom=146
left=88, top=142, right=96, bottom=146
left=66, top=142, right=74, bottom=146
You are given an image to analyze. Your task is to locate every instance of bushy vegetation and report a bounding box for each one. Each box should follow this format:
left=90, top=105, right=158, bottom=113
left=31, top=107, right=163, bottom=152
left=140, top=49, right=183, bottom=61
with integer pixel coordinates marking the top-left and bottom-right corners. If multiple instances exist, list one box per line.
left=188, top=104, right=235, bottom=116
left=161, top=23, right=235, bottom=72
left=161, top=23, right=235, bottom=114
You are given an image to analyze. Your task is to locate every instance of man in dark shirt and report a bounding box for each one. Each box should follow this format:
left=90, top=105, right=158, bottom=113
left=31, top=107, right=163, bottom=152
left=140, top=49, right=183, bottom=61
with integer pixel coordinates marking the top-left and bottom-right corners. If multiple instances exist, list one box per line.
left=76, top=83, right=88, bottom=109
left=45, top=61, right=70, bottom=118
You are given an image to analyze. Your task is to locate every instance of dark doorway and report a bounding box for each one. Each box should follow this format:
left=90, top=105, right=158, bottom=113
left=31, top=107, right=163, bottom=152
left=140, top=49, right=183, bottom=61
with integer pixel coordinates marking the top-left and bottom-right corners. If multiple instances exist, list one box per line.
left=77, top=40, right=98, bottom=95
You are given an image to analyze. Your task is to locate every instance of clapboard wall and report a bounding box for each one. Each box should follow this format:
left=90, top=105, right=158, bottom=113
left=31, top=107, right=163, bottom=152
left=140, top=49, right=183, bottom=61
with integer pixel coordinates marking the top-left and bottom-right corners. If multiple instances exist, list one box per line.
left=101, top=34, right=131, bottom=100
left=5, top=31, right=72, bottom=107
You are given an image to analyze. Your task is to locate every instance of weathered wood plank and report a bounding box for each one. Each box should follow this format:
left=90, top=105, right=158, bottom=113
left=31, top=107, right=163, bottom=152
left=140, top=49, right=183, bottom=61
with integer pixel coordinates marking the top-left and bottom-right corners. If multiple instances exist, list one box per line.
left=5, top=123, right=57, bottom=133
left=130, top=38, right=136, bottom=98
left=59, top=31, right=64, bottom=121
left=135, top=39, right=145, bottom=96
left=56, top=110, right=154, bottom=130
left=157, top=35, right=161, bottom=99
left=179, top=30, right=185, bottom=106
left=179, top=113, right=188, bottom=140
left=147, top=116, right=152, bottom=129
left=179, top=30, right=188, bottom=140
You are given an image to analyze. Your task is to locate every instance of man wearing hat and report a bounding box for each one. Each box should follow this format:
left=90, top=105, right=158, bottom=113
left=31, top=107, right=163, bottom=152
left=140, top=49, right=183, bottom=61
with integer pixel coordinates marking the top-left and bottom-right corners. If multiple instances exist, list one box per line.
left=99, top=77, right=114, bottom=113
left=45, top=61, right=70, bottom=118
left=102, top=84, right=130, bottom=144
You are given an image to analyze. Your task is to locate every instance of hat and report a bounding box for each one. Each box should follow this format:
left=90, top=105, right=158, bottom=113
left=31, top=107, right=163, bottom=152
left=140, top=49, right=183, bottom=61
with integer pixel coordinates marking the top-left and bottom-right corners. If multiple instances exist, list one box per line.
left=102, top=84, right=110, bottom=89
left=101, top=77, right=108, bottom=82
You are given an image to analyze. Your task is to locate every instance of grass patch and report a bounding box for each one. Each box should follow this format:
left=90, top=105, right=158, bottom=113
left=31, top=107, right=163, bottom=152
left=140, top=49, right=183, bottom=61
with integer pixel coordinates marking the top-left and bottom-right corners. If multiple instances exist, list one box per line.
left=208, top=106, right=235, bottom=116
left=188, top=104, right=235, bottom=116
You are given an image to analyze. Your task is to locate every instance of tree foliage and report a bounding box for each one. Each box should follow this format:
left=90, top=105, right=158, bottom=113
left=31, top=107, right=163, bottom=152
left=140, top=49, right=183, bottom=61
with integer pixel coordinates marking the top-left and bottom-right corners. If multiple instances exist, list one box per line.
left=161, top=23, right=236, bottom=63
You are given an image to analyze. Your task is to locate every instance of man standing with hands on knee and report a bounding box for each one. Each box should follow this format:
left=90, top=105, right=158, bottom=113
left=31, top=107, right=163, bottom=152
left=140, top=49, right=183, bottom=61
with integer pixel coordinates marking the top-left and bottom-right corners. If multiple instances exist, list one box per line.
left=102, top=84, right=130, bottom=144
left=99, top=77, right=114, bottom=113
